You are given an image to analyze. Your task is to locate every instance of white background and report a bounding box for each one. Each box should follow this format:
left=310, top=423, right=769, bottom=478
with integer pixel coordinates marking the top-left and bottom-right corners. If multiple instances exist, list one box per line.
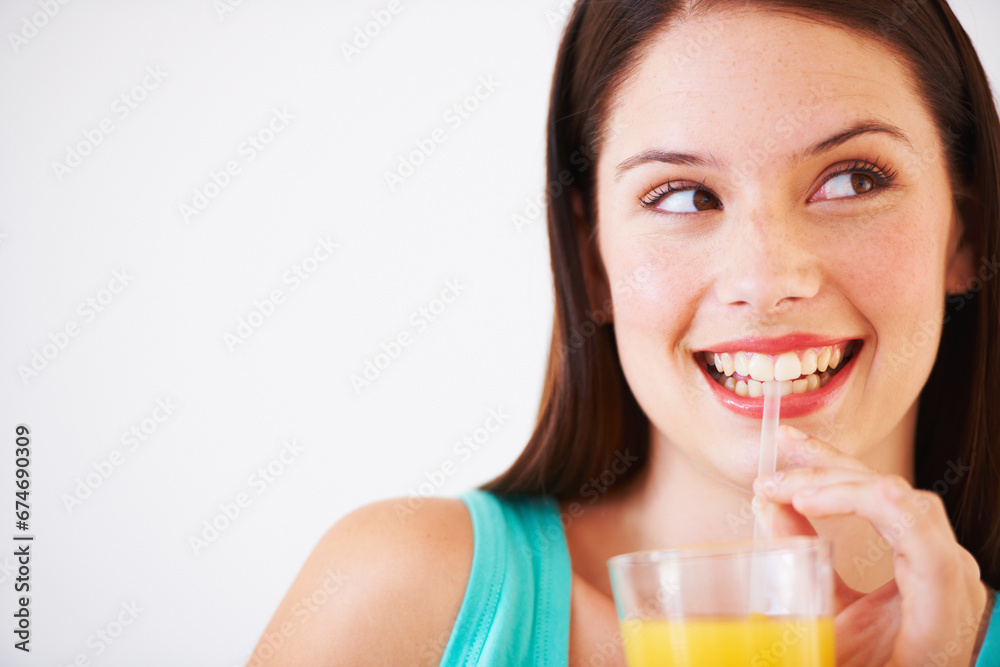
left=0, top=1, right=998, bottom=665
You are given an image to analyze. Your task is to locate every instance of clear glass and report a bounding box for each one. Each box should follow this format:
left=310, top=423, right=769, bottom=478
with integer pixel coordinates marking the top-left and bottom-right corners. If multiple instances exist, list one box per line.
left=607, top=537, right=835, bottom=666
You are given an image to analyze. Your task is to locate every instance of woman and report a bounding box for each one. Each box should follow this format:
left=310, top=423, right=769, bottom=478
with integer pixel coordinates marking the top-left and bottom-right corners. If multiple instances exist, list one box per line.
left=250, top=0, right=1000, bottom=664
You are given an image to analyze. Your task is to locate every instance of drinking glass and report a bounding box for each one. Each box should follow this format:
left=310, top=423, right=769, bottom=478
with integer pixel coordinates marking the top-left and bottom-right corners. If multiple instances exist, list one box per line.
left=607, top=536, right=835, bottom=666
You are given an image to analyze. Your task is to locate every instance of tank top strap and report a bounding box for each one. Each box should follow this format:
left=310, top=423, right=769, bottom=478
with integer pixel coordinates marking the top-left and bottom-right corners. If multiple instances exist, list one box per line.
left=978, top=590, right=1000, bottom=666
left=438, top=488, right=571, bottom=666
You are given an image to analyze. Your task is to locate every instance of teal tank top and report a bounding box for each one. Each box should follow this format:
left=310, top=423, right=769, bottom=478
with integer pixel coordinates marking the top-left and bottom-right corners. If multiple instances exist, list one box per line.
left=439, top=488, right=1000, bottom=666
left=438, top=489, right=571, bottom=665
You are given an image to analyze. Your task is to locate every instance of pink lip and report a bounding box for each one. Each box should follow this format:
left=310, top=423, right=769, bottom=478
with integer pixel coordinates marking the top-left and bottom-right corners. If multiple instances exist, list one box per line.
left=696, top=341, right=862, bottom=418
left=696, top=334, right=858, bottom=355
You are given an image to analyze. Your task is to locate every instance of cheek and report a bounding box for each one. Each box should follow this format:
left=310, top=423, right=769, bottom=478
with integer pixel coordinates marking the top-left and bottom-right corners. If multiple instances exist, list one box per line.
left=601, top=235, right=706, bottom=348
left=835, top=202, right=948, bottom=374
left=600, top=236, right=713, bottom=433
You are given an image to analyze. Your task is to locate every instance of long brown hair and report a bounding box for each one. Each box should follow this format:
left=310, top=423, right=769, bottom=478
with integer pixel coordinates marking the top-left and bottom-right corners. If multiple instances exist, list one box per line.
left=480, top=0, right=1000, bottom=589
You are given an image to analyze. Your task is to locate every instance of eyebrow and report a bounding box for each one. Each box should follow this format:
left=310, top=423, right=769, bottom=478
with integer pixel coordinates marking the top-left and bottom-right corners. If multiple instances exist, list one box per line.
left=614, top=120, right=913, bottom=182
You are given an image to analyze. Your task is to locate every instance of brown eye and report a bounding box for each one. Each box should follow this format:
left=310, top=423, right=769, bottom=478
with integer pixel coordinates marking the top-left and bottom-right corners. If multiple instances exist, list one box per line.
left=851, top=173, right=875, bottom=194
left=814, top=170, right=886, bottom=201
left=656, top=187, right=721, bottom=213
left=692, top=189, right=719, bottom=211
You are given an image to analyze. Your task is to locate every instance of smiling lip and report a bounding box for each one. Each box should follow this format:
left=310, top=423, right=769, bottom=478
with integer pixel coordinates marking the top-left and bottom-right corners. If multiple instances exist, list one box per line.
left=694, top=334, right=862, bottom=418
left=696, top=334, right=856, bottom=355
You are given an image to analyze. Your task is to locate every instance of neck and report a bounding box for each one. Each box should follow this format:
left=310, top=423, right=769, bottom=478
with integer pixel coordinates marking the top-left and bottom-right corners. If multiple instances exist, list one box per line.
left=857, top=400, right=916, bottom=481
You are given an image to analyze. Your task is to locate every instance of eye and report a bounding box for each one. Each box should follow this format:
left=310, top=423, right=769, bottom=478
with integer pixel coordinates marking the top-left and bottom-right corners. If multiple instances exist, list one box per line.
left=814, top=172, right=875, bottom=199
left=811, top=159, right=898, bottom=202
left=641, top=183, right=721, bottom=213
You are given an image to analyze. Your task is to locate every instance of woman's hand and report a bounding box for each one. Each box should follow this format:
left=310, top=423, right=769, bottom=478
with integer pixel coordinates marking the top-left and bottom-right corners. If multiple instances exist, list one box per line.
left=753, top=424, right=990, bottom=667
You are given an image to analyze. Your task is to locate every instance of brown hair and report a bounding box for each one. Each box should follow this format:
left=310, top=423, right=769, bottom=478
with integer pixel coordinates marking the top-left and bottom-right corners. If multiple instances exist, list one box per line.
left=480, top=0, right=1000, bottom=589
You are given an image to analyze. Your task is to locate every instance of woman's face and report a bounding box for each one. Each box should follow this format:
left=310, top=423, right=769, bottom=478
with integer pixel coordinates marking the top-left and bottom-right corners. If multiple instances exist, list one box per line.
left=590, top=8, right=972, bottom=486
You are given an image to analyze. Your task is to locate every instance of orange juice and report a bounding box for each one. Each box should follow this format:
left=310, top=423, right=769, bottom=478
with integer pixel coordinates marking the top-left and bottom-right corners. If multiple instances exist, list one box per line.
left=620, top=615, right=835, bottom=666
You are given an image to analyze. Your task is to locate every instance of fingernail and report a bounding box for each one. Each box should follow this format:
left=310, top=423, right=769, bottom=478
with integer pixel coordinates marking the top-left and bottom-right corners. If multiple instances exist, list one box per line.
left=800, top=486, right=818, bottom=496
left=781, top=424, right=809, bottom=440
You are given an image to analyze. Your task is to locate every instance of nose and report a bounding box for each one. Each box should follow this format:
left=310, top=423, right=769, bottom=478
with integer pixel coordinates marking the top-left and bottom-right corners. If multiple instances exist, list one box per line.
left=713, top=208, right=821, bottom=314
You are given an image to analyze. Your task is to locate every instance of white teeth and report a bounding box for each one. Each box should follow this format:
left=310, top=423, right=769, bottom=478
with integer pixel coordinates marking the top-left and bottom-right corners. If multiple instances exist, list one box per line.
left=748, top=354, right=775, bottom=382
left=799, top=349, right=818, bottom=375
left=703, top=340, right=857, bottom=397
left=721, top=353, right=735, bottom=377
left=829, top=346, right=842, bottom=370
left=816, top=346, right=831, bottom=373
left=773, top=352, right=802, bottom=382
left=713, top=369, right=830, bottom=396
left=734, top=352, right=750, bottom=376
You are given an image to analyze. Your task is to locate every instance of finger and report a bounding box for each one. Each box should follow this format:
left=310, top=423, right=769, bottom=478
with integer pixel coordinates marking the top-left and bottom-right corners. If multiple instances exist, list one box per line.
left=834, top=579, right=900, bottom=667
left=765, top=494, right=818, bottom=538
left=786, top=475, right=956, bottom=579
left=775, top=425, right=873, bottom=473
left=755, top=465, right=876, bottom=503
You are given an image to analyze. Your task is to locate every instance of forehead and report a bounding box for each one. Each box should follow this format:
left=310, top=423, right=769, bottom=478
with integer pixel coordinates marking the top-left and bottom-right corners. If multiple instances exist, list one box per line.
left=601, top=8, right=936, bottom=170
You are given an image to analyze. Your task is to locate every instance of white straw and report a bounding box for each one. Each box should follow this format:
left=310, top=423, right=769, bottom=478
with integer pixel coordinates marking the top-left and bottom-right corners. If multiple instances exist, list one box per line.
left=753, top=381, right=782, bottom=541
left=750, top=381, right=781, bottom=615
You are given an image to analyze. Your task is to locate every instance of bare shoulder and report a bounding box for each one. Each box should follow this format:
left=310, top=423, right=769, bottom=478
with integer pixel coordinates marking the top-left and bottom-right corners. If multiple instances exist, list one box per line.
left=248, top=496, right=473, bottom=666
